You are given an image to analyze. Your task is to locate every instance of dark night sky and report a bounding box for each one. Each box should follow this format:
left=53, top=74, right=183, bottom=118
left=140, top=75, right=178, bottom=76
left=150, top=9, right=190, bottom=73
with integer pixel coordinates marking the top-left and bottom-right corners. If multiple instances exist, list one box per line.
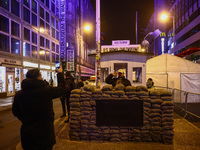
left=91, top=0, right=155, bottom=45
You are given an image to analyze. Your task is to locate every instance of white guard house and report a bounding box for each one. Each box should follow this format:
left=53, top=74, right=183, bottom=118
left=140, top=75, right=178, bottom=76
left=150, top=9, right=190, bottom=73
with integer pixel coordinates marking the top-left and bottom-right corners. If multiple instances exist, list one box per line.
left=89, top=40, right=154, bottom=87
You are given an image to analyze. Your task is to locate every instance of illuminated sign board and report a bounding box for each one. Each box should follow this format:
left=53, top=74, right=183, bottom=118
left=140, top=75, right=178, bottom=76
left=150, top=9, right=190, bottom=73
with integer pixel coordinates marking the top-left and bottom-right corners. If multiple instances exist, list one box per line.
left=23, top=61, right=38, bottom=68
left=40, top=64, right=51, bottom=70
left=112, top=40, right=130, bottom=46
left=60, top=0, right=66, bottom=60
left=161, top=38, right=165, bottom=54
left=0, top=58, right=21, bottom=65
left=67, top=50, right=74, bottom=71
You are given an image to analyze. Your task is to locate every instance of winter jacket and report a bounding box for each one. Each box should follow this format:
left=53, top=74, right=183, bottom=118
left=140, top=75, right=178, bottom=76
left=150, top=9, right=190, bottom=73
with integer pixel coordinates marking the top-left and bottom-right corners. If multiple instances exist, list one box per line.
left=77, top=81, right=84, bottom=89
left=105, top=74, right=131, bottom=87
left=12, top=73, right=66, bottom=150
left=65, top=76, right=74, bottom=96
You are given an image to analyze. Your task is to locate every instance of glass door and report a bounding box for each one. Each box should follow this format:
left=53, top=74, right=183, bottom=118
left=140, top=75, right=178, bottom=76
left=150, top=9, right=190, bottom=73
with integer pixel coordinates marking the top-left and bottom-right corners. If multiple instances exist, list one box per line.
left=7, top=73, right=15, bottom=96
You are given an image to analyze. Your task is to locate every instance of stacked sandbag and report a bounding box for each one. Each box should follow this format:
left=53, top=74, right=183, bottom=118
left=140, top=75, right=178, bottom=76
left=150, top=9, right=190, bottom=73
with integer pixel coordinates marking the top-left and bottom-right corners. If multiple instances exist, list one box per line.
left=99, top=126, right=111, bottom=141
left=125, top=86, right=137, bottom=98
left=149, top=90, right=163, bottom=142
left=88, top=124, right=101, bottom=141
left=90, top=89, right=102, bottom=128
left=143, top=97, right=151, bottom=128
left=112, top=84, right=128, bottom=100
left=69, top=89, right=82, bottom=141
left=79, top=87, right=93, bottom=140
left=120, top=127, right=130, bottom=141
left=129, top=128, right=142, bottom=141
left=136, top=85, right=148, bottom=92
left=83, top=85, right=95, bottom=92
left=101, top=85, right=113, bottom=97
left=160, top=89, right=174, bottom=144
left=110, top=126, right=121, bottom=142
left=92, top=89, right=102, bottom=99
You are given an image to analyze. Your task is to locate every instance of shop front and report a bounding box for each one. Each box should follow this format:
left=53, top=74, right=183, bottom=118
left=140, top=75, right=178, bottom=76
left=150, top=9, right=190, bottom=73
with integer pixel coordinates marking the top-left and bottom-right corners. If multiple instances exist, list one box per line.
left=0, top=58, right=22, bottom=97
left=23, top=61, right=57, bottom=86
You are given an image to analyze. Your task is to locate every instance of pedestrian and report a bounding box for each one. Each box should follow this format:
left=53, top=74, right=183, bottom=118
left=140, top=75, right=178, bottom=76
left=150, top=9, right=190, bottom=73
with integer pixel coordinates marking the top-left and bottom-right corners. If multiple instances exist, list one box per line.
left=59, top=71, right=74, bottom=123
left=44, top=79, right=49, bottom=86
left=106, top=71, right=131, bottom=87
left=12, top=67, right=66, bottom=150
left=74, top=79, right=78, bottom=89
left=146, top=78, right=155, bottom=89
left=77, top=78, right=84, bottom=89
left=49, top=77, right=54, bottom=86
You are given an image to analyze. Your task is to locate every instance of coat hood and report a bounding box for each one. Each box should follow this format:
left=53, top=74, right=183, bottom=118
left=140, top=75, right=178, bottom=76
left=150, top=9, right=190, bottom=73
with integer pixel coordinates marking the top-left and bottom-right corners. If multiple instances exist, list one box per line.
left=21, top=78, right=46, bottom=91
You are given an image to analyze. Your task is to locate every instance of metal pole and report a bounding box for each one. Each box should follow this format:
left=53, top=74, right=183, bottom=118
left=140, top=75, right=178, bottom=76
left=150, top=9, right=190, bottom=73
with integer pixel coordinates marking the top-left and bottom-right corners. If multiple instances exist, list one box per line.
left=79, top=29, right=81, bottom=79
left=136, top=11, right=138, bottom=44
left=172, top=16, right=175, bottom=54
left=96, top=0, right=101, bottom=88
left=78, top=0, right=81, bottom=80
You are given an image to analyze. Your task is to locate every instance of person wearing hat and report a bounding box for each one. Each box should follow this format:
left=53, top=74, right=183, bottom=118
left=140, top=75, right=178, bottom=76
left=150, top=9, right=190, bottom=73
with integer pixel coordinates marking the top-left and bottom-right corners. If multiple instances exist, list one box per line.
left=12, top=67, right=66, bottom=150
left=60, top=71, right=74, bottom=123
left=106, top=71, right=131, bottom=87
left=146, top=78, right=155, bottom=89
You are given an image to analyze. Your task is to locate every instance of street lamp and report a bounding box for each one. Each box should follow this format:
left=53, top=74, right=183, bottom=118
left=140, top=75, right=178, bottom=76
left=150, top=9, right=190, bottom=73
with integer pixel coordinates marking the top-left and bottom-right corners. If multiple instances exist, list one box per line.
left=96, top=0, right=101, bottom=88
left=141, top=29, right=162, bottom=52
left=160, top=13, right=175, bottom=54
left=78, top=24, right=92, bottom=80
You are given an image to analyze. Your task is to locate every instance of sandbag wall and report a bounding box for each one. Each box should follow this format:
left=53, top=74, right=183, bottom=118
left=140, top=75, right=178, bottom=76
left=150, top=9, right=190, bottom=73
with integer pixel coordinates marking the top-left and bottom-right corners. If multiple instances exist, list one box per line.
left=69, top=84, right=174, bottom=144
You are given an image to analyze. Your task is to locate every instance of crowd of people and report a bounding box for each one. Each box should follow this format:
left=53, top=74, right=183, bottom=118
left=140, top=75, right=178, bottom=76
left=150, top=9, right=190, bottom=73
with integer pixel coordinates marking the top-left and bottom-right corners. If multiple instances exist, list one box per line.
left=12, top=68, right=156, bottom=150
left=12, top=66, right=85, bottom=150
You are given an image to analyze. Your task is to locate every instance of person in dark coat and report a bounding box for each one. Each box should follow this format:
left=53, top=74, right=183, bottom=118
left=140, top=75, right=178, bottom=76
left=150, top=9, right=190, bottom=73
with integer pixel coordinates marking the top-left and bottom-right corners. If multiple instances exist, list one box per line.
left=77, top=78, right=84, bottom=89
left=146, top=78, right=155, bottom=89
left=12, top=68, right=65, bottom=150
left=60, top=71, right=74, bottom=123
left=106, top=72, right=131, bottom=87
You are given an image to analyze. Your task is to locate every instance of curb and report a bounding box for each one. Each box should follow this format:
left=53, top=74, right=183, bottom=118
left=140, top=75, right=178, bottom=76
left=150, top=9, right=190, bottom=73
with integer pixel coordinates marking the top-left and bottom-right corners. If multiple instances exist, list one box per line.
left=15, top=117, right=66, bottom=150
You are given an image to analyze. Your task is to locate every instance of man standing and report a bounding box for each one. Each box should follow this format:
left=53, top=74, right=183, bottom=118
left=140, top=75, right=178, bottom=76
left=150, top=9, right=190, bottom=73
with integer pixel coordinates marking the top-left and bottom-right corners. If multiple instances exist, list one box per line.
left=77, top=78, right=84, bottom=89
left=106, top=71, right=131, bottom=87
left=12, top=67, right=65, bottom=150
left=60, top=71, right=74, bottom=123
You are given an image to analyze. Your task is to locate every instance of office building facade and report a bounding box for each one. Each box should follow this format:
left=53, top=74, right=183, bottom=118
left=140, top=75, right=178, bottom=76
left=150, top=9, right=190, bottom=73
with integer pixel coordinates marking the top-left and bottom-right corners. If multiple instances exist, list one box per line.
left=0, top=0, right=60, bottom=97
left=60, top=0, right=95, bottom=79
left=145, top=0, right=200, bottom=63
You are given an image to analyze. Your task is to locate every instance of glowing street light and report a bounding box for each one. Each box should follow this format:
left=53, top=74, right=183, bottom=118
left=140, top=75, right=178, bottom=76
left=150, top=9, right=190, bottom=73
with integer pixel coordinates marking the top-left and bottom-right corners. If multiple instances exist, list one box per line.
left=78, top=24, right=92, bottom=79
left=160, top=12, right=175, bottom=54
left=141, top=29, right=162, bottom=53
left=84, top=24, right=91, bottom=32
left=160, top=13, right=168, bottom=21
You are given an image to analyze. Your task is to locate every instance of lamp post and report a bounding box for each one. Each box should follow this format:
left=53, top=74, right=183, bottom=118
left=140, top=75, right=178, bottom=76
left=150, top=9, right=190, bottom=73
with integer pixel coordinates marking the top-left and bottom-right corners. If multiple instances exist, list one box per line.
left=160, top=13, right=175, bottom=54
left=77, top=24, right=91, bottom=80
left=96, top=0, right=101, bottom=88
left=141, top=29, right=162, bottom=52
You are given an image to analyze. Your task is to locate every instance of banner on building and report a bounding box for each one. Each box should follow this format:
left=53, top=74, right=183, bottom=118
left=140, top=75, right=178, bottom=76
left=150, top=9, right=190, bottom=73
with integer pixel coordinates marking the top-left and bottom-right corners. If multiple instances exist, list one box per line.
left=67, top=50, right=74, bottom=71
left=60, top=0, right=66, bottom=60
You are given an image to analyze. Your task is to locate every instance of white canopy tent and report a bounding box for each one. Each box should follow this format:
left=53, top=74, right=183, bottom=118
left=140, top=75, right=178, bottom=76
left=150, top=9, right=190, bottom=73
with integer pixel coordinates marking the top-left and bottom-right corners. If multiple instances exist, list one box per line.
left=146, top=54, right=200, bottom=102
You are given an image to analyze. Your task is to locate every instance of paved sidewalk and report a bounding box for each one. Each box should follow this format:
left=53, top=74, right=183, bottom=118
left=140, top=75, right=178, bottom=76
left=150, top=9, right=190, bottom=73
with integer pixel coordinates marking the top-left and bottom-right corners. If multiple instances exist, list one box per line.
left=1, top=96, right=198, bottom=150
left=53, top=117, right=200, bottom=150
left=16, top=114, right=200, bottom=150
left=0, top=97, right=13, bottom=111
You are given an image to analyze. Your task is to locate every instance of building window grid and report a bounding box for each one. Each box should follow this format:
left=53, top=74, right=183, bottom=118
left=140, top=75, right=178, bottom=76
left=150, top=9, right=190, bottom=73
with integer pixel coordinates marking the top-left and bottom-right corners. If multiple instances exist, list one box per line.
left=11, top=0, right=20, bottom=17
left=11, top=20, right=20, bottom=55
left=184, top=0, right=189, bottom=17
left=181, top=0, right=185, bottom=21
left=189, top=0, right=193, bottom=11
left=40, top=6, right=45, bottom=19
left=1, top=0, right=60, bottom=62
left=31, top=0, right=37, bottom=27
left=0, top=14, right=23, bottom=54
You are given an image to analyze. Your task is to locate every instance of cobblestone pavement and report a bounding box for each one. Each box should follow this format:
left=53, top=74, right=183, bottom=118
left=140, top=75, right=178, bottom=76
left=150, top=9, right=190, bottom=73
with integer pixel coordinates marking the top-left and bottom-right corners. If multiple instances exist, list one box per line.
left=1, top=96, right=199, bottom=150
left=52, top=116, right=200, bottom=150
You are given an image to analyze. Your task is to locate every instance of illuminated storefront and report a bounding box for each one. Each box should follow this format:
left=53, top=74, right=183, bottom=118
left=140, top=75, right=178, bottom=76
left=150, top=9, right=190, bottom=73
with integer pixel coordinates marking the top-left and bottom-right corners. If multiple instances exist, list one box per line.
left=0, top=67, right=6, bottom=93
